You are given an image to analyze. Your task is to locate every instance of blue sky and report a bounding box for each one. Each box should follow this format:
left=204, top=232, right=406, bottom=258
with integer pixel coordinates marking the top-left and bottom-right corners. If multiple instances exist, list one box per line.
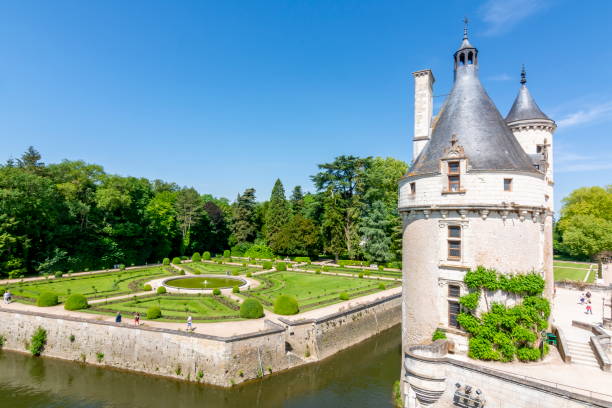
left=0, top=0, right=610, bottom=211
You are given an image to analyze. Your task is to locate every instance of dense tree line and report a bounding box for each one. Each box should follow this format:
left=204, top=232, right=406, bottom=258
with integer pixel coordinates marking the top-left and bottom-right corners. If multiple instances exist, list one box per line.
left=0, top=148, right=407, bottom=277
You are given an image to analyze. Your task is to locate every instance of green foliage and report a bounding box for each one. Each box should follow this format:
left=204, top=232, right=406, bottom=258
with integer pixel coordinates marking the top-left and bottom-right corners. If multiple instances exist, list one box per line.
left=338, top=260, right=366, bottom=267
left=271, top=214, right=321, bottom=257
left=264, top=179, right=291, bottom=252
left=517, top=347, right=541, bottom=361
left=262, top=261, right=273, bottom=270
left=146, top=306, right=162, bottom=319
left=212, top=288, right=221, bottom=296
left=275, top=262, right=287, bottom=271
left=191, top=252, right=201, bottom=262
left=239, top=298, right=264, bottom=319
left=232, top=285, right=240, bottom=294
left=29, top=327, right=47, bottom=356
left=244, top=244, right=274, bottom=260
left=172, top=257, right=181, bottom=265
left=0, top=287, right=5, bottom=296
left=230, top=242, right=252, bottom=257
left=96, top=352, right=105, bottom=363
left=223, top=249, right=231, bottom=258
left=386, top=261, right=402, bottom=269
left=143, top=284, right=152, bottom=291
left=459, top=292, right=479, bottom=311
left=273, top=295, right=299, bottom=315
left=64, top=294, right=89, bottom=310
left=358, top=273, right=364, bottom=278
left=157, top=286, right=167, bottom=294
left=232, top=188, right=258, bottom=244
left=54, top=271, right=63, bottom=278
left=392, top=380, right=403, bottom=407
left=162, top=258, right=170, bottom=265
left=36, top=292, right=59, bottom=307
left=0, top=335, right=5, bottom=348
left=202, top=251, right=211, bottom=260
left=464, top=266, right=545, bottom=296
left=246, top=272, right=252, bottom=278
left=360, top=201, right=394, bottom=263
left=339, top=292, right=349, bottom=301
left=294, top=257, right=311, bottom=263
left=432, top=329, right=447, bottom=341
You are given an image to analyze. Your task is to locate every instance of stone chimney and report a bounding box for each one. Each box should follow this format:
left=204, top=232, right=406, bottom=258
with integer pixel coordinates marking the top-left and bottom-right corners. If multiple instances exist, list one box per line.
left=412, top=69, right=434, bottom=161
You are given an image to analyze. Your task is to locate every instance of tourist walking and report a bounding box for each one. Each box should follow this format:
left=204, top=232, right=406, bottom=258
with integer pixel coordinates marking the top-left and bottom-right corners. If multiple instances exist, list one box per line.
left=579, top=294, right=585, bottom=305
left=115, top=311, right=122, bottom=323
left=2, top=291, right=8, bottom=304
left=586, top=300, right=593, bottom=315
left=586, top=291, right=592, bottom=299
left=134, top=312, right=140, bottom=325
left=187, top=315, right=192, bottom=331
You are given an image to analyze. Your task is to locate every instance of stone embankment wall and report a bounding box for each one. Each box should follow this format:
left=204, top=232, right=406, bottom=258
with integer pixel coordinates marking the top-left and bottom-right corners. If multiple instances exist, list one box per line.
left=403, top=340, right=611, bottom=408
left=0, top=293, right=400, bottom=387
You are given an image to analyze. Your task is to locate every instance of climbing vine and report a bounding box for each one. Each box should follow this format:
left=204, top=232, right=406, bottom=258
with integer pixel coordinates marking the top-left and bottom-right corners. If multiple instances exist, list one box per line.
left=457, top=266, right=550, bottom=362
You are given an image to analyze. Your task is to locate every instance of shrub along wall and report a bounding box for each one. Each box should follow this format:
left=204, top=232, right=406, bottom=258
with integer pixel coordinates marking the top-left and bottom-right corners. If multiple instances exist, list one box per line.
left=456, top=266, right=550, bottom=362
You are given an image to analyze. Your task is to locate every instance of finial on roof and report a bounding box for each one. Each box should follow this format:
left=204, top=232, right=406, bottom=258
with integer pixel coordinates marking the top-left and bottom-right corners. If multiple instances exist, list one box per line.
left=463, top=17, right=469, bottom=40
left=520, top=65, right=527, bottom=85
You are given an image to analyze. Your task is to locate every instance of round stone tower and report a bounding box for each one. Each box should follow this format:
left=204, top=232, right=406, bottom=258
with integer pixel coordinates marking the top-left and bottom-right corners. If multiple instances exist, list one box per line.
left=399, top=30, right=554, bottom=348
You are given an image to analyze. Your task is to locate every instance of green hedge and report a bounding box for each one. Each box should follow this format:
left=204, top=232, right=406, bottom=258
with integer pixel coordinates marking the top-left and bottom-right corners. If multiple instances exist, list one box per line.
left=37, top=292, right=59, bottom=307
left=294, top=257, right=311, bottom=263
left=192, top=252, right=201, bottom=262
left=273, top=295, right=299, bottom=315
left=64, top=294, right=89, bottom=311
left=54, top=271, right=63, bottom=278
left=29, top=327, right=47, bottom=356
left=157, top=286, right=167, bottom=294
left=339, top=292, right=349, bottom=301
left=146, top=306, right=162, bottom=319
left=240, top=298, right=264, bottom=319
left=232, top=286, right=240, bottom=294
left=432, top=329, right=447, bottom=341
left=143, top=284, right=152, bottom=291
left=212, top=288, right=221, bottom=296
left=338, top=260, right=367, bottom=267
left=162, top=258, right=170, bottom=265
left=223, top=250, right=231, bottom=258
left=275, top=262, right=287, bottom=271
left=172, top=257, right=182, bottom=265
left=262, top=261, right=273, bottom=270
left=244, top=244, right=274, bottom=260
left=203, top=251, right=211, bottom=260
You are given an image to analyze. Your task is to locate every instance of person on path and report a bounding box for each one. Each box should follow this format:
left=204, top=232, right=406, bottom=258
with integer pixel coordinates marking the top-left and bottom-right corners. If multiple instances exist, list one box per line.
left=586, top=291, right=592, bottom=299
left=2, top=291, right=8, bottom=304
left=187, top=315, right=192, bottom=331
left=586, top=300, right=593, bottom=315
left=115, top=312, right=122, bottom=323
left=134, top=312, right=140, bottom=325
left=579, top=294, right=585, bottom=304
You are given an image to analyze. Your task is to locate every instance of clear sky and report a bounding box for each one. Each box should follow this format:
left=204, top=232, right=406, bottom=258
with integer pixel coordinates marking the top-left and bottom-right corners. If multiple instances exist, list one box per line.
left=1, top=0, right=610, bottom=211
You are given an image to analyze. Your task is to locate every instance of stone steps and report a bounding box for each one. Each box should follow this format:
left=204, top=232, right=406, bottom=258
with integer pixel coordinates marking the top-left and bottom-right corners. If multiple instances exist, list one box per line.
left=565, top=340, right=600, bottom=368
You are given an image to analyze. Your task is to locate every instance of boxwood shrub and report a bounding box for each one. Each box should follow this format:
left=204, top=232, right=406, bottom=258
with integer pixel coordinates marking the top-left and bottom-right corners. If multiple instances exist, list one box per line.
left=262, top=261, right=273, bottom=270
left=339, top=292, right=349, bottom=301
left=143, top=284, right=152, bottom=291
left=275, top=262, right=287, bottom=271
left=54, top=271, right=63, bottom=278
left=223, top=249, right=231, bottom=258
left=172, top=257, right=182, bottom=265
left=232, top=286, right=240, bottom=294
left=212, top=288, right=221, bottom=296
left=64, top=294, right=89, bottom=311
left=294, top=257, right=311, bottom=263
left=432, top=329, right=447, bottom=341
left=30, top=327, right=47, bottom=356
left=192, top=252, right=201, bottom=262
left=240, top=298, right=264, bottom=319
left=203, top=251, right=211, bottom=260
left=273, top=295, right=299, bottom=315
left=157, top=286, right=167, bottom=294
left=37, top=292, right=59, bottom=307
left=146, top=306, right=162, bottom=319
left=162, top=258, right=170, bottom=265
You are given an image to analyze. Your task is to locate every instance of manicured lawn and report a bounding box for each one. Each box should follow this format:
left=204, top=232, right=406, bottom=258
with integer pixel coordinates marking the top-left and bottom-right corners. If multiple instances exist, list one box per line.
left=554, top=266, right=594, bottom=283
left=243, top=271, right=399, bottom=311
left=299, top=264, right=402, bottom=279
left=165, top=276, right=244, bottom=289
left=7, top=267, right=173, bottom=302
left=553, top=261, right=591, bottom=269
left=183, top=262, right=259, bottom=275
left=89, top=294, right=241, bottom=322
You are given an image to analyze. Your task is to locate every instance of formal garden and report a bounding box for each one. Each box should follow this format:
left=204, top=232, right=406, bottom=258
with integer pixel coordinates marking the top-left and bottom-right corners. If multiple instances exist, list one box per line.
left=181, top=262, right=260, bottom=276
left=552, top=260, right=595, bottom=282
left=298, top=264, right=402, bottom=279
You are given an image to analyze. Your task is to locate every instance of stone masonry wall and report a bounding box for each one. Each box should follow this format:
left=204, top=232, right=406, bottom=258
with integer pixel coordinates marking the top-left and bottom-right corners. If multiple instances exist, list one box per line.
left=0, top=292, right=400, bottom=386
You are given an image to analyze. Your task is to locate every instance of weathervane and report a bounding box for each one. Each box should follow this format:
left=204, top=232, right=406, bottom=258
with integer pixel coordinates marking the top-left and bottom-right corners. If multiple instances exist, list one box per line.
left=463, top=17, right=469, bottom=39
left=520, top=64, right=527, bottom=85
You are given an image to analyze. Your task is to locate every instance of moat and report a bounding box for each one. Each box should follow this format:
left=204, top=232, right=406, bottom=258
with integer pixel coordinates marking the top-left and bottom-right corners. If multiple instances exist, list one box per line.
left=0, top=325, right=401, bottom=408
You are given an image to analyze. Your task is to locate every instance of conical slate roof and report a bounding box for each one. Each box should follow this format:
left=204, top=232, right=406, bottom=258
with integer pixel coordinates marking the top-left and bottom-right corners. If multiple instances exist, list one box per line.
left=506, top=84, right=550, bottom=123
left=411, top=62, right=538, bottom=175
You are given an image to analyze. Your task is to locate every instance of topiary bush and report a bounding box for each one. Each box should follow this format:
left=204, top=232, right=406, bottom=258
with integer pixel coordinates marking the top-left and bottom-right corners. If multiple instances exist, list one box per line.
left=37, top=292, right=59, bottom=307
left=172, top=257, right=182, bottom=265
left=275, top=262, right=287, bottom=271
left=157, top=286, right=167, bottom=294
left=246, top=272, right=252, bottom=278
left=294, top=257, right=311, bottom=263
left=240, top=298, right=264, bottom=319
left=232, top=286, right=240, bottom=294
left=339, top=292, right=349, bottom=301
left=203, top=251, right=211, bottom=260
left=223, top=250, right=231, bottom=258
left=143, top=284, right=152, bottom=291
left=315, top=269, right=321, bottom=274
left=262, top=261, right=273, bottom=270
left=212, top=288, right=221, bottom=296
left=192, top=252, right=201, bottom=262
left=378, top=283, right=386, bottom=290
left=64, top=294, right=89, bottom=311
left=162, top=258, right=170, bottom=265
left=54, top=271, right=63, bottom=278
left=377, top=265, right=384, bottom=271
left=273, top=295, right=299, bottom=315
left=358, top=273, right=364, bottom=279
left=30, top=327, right=47, bottom=356
left=432, top=329, right=447, bottom=341
left=0, top=287, right=5, bottom=296
left=146, top=306, right=162, bottom=319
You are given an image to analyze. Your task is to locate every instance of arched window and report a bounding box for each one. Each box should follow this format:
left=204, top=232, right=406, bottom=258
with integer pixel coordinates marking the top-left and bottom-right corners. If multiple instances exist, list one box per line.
left=459, top=53, right=465, bottom=66
left=467, top=52, right=473, bottom=64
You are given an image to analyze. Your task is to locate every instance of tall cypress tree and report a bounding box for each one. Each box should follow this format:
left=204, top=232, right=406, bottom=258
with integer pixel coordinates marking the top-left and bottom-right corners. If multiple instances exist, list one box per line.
left=359, top=200, right=393, bottom=264
left=231, top=188, right=257, bottom=244
left=290, top=185, right=304, bottom=215
left=265, top=179, right=289, bottom=250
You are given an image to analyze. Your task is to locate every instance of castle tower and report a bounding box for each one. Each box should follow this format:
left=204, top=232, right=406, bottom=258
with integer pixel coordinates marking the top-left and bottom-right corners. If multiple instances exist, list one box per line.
left=412, top=69, right=435, bottom=161
left=399, top=29, right=554, bottom=354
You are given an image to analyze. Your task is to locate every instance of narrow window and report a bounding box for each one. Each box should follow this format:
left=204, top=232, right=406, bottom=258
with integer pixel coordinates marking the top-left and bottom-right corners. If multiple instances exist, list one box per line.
left=448, top=284, right=461, bottom=298
left=536, top=145, right=543, bottom=154
left=410, top=182, right=416, bottom=194
left=449, top=301, right=460, bottom=328
left=448, top=161, right=460, bottom=192
left=534, top=164, right=540, bottom=170
left=448, top=226, right=461, bottom=260
left=504, top=178, right=513, bottom=192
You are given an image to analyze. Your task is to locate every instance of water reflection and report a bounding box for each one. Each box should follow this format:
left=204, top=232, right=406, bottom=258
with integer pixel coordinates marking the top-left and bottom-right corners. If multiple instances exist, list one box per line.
left=0, top=325, right=400, bottom=408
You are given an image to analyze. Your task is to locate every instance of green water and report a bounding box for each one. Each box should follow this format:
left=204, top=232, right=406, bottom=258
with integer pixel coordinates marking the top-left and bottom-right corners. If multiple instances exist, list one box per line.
left=165, top=276, right=244, bottom=289
left=0, top=325, right=401, bottom=408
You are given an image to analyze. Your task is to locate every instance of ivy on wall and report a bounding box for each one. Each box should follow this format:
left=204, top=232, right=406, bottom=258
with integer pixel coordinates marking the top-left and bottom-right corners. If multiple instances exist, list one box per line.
left=457, top=266, right=550, bottom=362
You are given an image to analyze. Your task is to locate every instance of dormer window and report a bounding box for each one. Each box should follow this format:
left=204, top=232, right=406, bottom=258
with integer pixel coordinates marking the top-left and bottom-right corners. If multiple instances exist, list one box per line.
left=448, top=161, right=460, bottom=192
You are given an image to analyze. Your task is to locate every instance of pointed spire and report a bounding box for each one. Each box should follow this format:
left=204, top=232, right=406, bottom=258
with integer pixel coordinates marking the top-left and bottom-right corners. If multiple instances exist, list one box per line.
left=463, top=17, right=469, bottom=40
left=520, top=65, right=527, bottom=85
left=506, top=67, right=551, bottom=123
